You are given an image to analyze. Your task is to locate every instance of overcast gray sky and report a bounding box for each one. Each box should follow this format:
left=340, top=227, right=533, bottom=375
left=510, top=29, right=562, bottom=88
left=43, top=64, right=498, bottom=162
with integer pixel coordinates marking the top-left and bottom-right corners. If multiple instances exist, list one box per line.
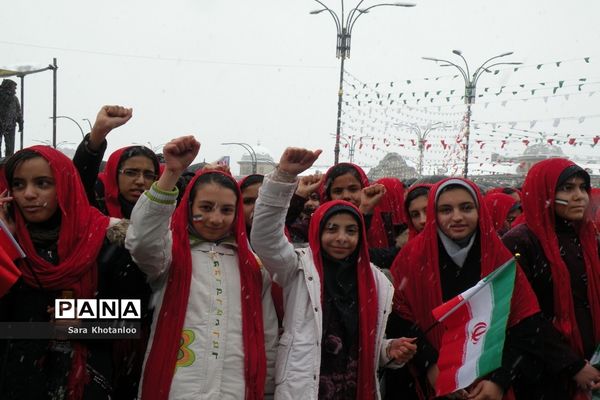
left=2, top=0, right=599, bottom=175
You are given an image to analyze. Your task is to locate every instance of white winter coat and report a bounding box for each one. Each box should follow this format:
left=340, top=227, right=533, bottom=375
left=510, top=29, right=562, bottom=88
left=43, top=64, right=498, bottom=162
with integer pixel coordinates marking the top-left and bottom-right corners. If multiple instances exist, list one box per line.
left=251, top=175, right=397, bottom=400
left=125, top=185, right=278, bottom=399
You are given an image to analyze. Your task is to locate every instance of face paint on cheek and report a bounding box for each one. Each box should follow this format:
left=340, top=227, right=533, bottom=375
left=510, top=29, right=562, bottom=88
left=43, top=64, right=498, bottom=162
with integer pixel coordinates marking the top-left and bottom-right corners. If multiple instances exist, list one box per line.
left=42, top=202, right=48, bottom=208
left=555, top=199, right=569, bottom=206
left=192, top=215, right=203, bottom=221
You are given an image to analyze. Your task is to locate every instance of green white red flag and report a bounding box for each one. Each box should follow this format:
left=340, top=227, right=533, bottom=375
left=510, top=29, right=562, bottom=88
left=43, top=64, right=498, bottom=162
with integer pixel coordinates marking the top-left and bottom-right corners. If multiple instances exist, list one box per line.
left=432, top=258, right=516, bottom=396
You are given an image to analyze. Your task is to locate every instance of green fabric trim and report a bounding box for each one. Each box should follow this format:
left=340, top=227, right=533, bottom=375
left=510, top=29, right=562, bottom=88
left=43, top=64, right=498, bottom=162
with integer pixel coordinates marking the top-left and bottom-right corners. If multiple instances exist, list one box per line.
left=144, top=182, right=178, bottom=205
left=145, top=191, right=177, bottom=205
left=152, top=182, right=179, bottom=196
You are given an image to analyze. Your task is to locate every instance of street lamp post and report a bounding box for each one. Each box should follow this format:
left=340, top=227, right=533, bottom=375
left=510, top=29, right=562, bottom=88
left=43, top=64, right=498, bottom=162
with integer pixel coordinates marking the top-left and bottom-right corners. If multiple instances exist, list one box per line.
left=395, top=121, right=450, bottom=176
left=52, top=116, right=85, bottom=139
left=221, top=142, right=257, bottom=174
left=311, top=1, right=415, bottom=165
left=82, top=118, right=93, bottom=131
left=422, top=50, right=521, bottom=178
left=331, top=133, right=373, bottom=163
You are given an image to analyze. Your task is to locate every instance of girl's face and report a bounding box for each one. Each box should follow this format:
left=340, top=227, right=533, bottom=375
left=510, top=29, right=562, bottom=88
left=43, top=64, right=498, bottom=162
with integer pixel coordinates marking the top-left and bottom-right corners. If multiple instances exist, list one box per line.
left=320, top=212, right=360, bottom=260
left=436, top=188, right=479, bottom=241
left=11, top=157, right=59, bottom=223
left=555, top=176, right=589, bottom=221
left=191, top=182, right=237, bottom=241
left=241, top=182, right=261, bottom=228
left=303, top=192, right=320, bottom=216
left=329, top=173, right=362, bottom=207
left=117, top=155, right=157, bottom=203
left=408, top=194, right=428, bottom=233
left=505, top=208, right=522, bottom=229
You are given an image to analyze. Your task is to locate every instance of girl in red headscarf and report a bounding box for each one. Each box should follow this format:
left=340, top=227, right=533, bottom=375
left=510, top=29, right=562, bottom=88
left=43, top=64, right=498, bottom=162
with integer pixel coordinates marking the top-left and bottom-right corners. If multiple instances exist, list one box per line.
left=404, top=183, right=433, bottom=240
left=483, top=192, right=521, bottom=236
left=502, top=158, right=600, bottom=398
left=251, top=147, right=417, bottom=400
left=72, top=105, right=161, bottom=399
left=368, top=177, right=407, bottom=249
left=238, top=173, right=287, bottom=328
left=382, top=182, right=432, bottom=400
left=319, top=163, right=400, bottom=268
left=125, top=136, right=278, bottom=399
left=72, top=106, right=160, bottom=219
left=0, top=145, right=124, bottom=399
left=389, top=177, right=551, bottom=399
left=486, top=187, right=522, bottom=203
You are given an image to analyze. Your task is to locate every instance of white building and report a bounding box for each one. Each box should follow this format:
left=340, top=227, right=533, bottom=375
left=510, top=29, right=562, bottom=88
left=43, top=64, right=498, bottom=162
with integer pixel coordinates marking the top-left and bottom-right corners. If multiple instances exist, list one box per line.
left=237, top=144, right=276, bottom=176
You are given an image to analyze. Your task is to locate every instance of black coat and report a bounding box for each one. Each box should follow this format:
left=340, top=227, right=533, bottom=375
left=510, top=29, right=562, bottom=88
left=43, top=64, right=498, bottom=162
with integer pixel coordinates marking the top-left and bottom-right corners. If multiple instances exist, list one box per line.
left=385, top=238, right=551, bottom=399
left=0, top=240, right=127, bottom=399
left=502, top=222, right=593, bottom=399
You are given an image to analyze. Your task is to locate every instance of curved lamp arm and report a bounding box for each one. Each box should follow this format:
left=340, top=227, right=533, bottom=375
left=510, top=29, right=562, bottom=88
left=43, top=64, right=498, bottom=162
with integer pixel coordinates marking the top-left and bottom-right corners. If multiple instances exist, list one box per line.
left=423, top=57, right=468, bottom=84
left=52, top=115, right=85, bottom=138
left=312, top=0, right=342, bottom=33
left=452, top=50, right=471, bottom=81
left=346, top=0, right=369, bottom=32
left=472, top=52, right=514, bottom=81
left=474, top=61, right=522, bottom=86
left=349, top=2, right=415, bottom=34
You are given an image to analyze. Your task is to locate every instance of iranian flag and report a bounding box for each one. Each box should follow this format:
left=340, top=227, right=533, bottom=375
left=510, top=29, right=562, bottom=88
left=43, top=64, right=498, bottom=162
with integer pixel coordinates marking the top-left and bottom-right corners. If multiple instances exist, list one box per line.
left=432, top=258, right=516, bottom=396
left=591, top=344, right=600, bottom=368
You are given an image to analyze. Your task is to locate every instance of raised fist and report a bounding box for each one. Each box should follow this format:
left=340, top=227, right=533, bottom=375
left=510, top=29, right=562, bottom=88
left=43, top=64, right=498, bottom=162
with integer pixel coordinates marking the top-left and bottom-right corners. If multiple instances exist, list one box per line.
left=162, top=135, right=201, bottom=173
left=89, top=105, right=133, bottom=150
left=359, top=183, right=386, bottom=215
left=278, top=147, right=322, bottom=176
left=296, top=173, right=323, bottom=198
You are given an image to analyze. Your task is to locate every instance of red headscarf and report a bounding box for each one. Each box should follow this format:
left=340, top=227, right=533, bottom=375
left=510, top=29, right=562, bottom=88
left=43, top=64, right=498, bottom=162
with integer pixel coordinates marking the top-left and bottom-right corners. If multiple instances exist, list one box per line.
left=308, top=200, right=379, bottom=398
left=140, top=170, right=266, bottom=400
left=368, top=177, right=406, bottom=248
left=486, top=186, right=522, bottom=201
left=237, top=173, right=284, bottom=325
left=483, top=193, right=518, bottom=233
left=97, top=147, right=128, bottom=218
left=391, top=177, right=539, bottom=350
left=318, top=163, right=369, bottom=203
left=521, top=158, right=600, bottom=356
left=97, top=146, right=159, bottom=218
left=405, top=183, right=433, bottom=240
left=6, top=145, right=110, bottom=400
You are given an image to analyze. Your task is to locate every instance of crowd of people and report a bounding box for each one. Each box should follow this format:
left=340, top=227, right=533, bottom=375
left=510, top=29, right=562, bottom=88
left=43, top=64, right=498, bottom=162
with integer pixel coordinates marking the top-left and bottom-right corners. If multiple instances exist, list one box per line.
left=0, top=104, right=599, bottom=399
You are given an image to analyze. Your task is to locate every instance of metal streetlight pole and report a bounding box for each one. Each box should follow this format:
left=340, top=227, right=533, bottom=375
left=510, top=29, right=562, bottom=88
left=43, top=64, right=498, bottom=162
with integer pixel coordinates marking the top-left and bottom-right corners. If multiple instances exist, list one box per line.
left=82, top=118, right=93, bottom=131
left=395, top=121, right=450, bottom=176
left=221, top=142, right=257, bottom=174
left=331, top=132, right=373, bottom=163
left=51, top=58, right=58, bottom=148
left=19, top=75, right=24, bottom=150
left=311, top=1, right=415, bottom=165
left=422, top=50, right=521, bottom=178
left=52, top=116, right=85, bottom=139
